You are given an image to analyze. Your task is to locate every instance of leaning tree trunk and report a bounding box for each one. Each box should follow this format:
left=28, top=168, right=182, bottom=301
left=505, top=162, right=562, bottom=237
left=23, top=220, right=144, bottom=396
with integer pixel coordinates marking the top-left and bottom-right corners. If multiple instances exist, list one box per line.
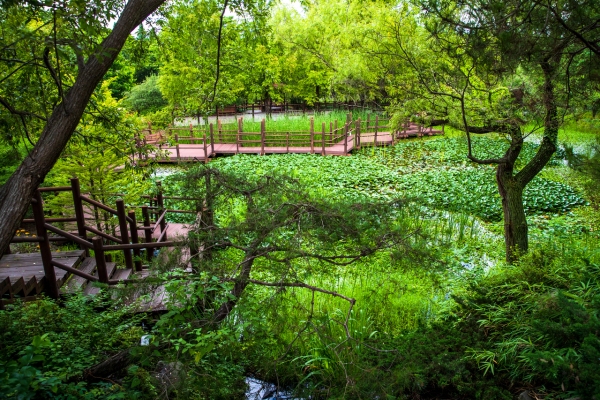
left=0, top=0, right=166, bottom=257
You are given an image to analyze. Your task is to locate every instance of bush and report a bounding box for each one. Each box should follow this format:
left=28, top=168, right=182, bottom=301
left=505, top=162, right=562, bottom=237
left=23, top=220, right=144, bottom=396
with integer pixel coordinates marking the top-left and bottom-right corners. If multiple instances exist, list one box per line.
left=0, top=294, right=147, bottom=399
left=124, top=75, right=168, bottom=115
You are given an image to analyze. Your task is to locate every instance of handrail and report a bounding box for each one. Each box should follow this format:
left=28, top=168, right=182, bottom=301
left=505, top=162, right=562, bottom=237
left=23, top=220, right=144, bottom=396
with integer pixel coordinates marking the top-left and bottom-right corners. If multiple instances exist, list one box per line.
left=80, top=196, right=133, bottom=223
left=152, top=209, right=167, bottom=233
left=23, top=217, right=78, bottom=223
left=51, top=260, right=98, bottom=282
left=141, top=195, right=202, bottom=201
left=38, top=186, right=72, bottom=192
left=44, top=223, right=92, bottom=248
left=12, top=236, right=44, bottom=243
left=103, top=241, right=176, bottom=251
left=157, top=224, right=169, bottom=243
left=85, top=225, right=123, bottom=244
left=150, top=209, right=197, bottom=214
left=80, top=196, right=118, bottom=215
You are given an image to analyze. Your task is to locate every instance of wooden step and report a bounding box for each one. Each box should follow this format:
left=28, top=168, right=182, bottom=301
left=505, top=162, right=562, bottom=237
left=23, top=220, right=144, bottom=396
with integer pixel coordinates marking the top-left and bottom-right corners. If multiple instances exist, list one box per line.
left=63, top=258, right=96, bottom=293
left=83, top=263, right=116, bottom=296
left=111, top=268, right=133, bottom=282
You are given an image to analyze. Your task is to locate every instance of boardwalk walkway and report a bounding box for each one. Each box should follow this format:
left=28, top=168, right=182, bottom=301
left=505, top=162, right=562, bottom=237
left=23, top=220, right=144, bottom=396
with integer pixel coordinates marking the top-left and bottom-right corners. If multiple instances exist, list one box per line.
left=140, top=117, right=443, bottom=163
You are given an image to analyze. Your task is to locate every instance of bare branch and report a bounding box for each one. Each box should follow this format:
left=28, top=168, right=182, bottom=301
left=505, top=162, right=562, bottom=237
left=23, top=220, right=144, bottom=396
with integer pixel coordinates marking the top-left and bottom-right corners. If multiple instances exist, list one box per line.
left=0, top=95, right=47, bottom=121
left=42, top=47, right=66, bottom=113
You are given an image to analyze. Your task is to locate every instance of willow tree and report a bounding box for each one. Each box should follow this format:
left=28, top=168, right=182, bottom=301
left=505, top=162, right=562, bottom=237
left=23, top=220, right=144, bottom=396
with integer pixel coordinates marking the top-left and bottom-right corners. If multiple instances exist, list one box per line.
left=386, top=0, right=600, bottom=262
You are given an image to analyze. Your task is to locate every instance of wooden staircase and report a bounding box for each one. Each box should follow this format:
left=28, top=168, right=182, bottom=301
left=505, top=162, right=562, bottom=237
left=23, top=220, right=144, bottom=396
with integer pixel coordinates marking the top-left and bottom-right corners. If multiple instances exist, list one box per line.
left=0, top=250, right=140, bottom=307
left=62, top=257, right=136, bottom=296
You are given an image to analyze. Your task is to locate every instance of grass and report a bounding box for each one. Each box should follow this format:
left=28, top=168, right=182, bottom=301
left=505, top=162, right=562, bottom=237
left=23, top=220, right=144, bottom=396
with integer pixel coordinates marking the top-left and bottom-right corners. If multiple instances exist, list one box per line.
left=165, top=111, right=392, bottom=147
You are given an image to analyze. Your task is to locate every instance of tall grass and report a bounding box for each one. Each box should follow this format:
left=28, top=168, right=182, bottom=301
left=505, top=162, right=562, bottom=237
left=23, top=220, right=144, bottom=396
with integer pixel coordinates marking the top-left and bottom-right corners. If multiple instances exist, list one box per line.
left=238, top=204, right=500, bottom=393
left=174, top=111, right=391, bottom=147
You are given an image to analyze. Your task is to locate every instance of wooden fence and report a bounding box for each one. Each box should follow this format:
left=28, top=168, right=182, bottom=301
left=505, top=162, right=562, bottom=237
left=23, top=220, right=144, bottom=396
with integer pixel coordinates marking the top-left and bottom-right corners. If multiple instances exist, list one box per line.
left=139, top=114, right=444, bottom=162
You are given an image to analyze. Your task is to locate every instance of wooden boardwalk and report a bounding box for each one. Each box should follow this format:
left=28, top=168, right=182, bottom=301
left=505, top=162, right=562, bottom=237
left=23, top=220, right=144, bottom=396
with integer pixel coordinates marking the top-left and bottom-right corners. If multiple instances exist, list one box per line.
left=139, top=117, right=444, bottom=163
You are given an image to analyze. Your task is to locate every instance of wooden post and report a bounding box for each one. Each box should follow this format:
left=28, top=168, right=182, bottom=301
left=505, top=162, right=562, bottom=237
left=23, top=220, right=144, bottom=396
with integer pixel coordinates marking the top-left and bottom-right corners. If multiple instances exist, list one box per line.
left=31, top=191, right=59, bottom=299
left=335, top=120, right=338, bottom=142
left=189, top=123, right=194, bottom=143
left=286, top=131, right=289, bottom=152
left=210, top=123, right=215, bottom=154
left=375, top=115, right=379, bottom=146
left=216, top=106, right=219, bottom=119
left=330, top=121, right=333, bottom=143
left=70, top=177, right=89, bottom=255
left=128, top=210, right=142, bottom=271
left=92, top=237, right=109, bottom=284
left=218, top=119, right=222, bottom=143
left=237, top=118, right=242, bottom=154
left=142, top=206, right=153, bottom=263
left=346, top=113, right=351, bottom=124
left=321, top=122, right=326, bottom=156
left=310, top=117, right=314, bottom=154
left=156, top=182, right=167, bottom=240
left=344, top=123, right=348, bottom=154
left=366, top=113, right=370, bottom=135
left=442, top=124, right=445, bottom=135
left=357, top=117, right=361, bottom=149
left=252, top=102, right=255, bottom=120
left=260, top=119, right=265, bottom=155
left=116, top=199, right=133, bottom=270
left=203, top=132, right=208, bottom=163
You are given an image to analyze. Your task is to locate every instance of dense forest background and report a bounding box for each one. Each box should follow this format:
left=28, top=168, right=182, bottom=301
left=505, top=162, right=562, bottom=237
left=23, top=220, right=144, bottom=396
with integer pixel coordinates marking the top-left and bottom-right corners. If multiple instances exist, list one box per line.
left=1, top=0, right=600, bottom=399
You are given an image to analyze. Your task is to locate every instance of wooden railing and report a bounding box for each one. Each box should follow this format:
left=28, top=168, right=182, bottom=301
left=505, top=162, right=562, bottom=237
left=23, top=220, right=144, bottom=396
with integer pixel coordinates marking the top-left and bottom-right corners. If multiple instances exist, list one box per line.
left=9, top=178, right=200, bottom=298
left=138, top=113, right=445, bottom=162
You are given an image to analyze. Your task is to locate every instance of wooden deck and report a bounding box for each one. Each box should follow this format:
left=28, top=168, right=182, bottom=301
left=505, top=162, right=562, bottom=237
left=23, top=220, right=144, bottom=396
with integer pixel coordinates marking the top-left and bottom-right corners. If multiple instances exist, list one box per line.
left=0, top=250, right=85, bottom=305
left=149, top=134, right=357, bottom=161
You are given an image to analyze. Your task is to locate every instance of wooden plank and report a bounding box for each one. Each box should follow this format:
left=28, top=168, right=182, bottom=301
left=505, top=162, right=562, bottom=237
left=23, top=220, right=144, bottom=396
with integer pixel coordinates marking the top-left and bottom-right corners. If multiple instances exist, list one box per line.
left=23, top=275, right=40, bottom=296
left=0, top=250, right=84, bottom=261
left=10, top=276, right=25, bottom=295
left=1, top=294, right=44, bottom=307
left=83, top=263, right=116, bottom=296
left=112, top=268, right=132, bottom=282
left=0, top=276, right=12, bottom=297
left=63, top=258, right=96, bottom=293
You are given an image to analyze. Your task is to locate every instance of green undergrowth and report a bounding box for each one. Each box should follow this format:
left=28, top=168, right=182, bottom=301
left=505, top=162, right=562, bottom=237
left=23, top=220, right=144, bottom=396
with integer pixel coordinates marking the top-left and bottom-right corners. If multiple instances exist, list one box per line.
left=235, top=239, right=600, bottom=399
left=0, top=294, right=147, bottom=399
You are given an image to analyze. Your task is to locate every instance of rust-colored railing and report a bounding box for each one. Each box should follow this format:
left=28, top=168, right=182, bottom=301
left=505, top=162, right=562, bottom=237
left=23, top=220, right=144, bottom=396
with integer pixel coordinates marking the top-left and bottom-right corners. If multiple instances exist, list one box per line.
left=9, top=178, right=200, bottom=298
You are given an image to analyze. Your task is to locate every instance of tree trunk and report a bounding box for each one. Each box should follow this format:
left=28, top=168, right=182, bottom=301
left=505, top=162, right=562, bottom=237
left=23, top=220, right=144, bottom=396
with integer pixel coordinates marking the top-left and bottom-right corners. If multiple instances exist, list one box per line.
left=211, top=247, right=257, bottom=323
left=0, top=0, right=166, bottom=257
left=495, top=57, right=560, bottom=263
left=497, top=164, right=528, bottom=262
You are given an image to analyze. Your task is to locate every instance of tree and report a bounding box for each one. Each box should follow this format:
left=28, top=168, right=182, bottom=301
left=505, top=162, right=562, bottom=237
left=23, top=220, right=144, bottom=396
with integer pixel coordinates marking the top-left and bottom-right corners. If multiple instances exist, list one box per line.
left=0, top=0, right=167, bottom=257
left=81, top=166, right=421, bottom=382
left=387, top=0, right=600, bottom=261
left=124, top=74, right=168, bottom=114
left=43, top=81, right=153, bottom=232
left=158, top=0, right=272, bottom=118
